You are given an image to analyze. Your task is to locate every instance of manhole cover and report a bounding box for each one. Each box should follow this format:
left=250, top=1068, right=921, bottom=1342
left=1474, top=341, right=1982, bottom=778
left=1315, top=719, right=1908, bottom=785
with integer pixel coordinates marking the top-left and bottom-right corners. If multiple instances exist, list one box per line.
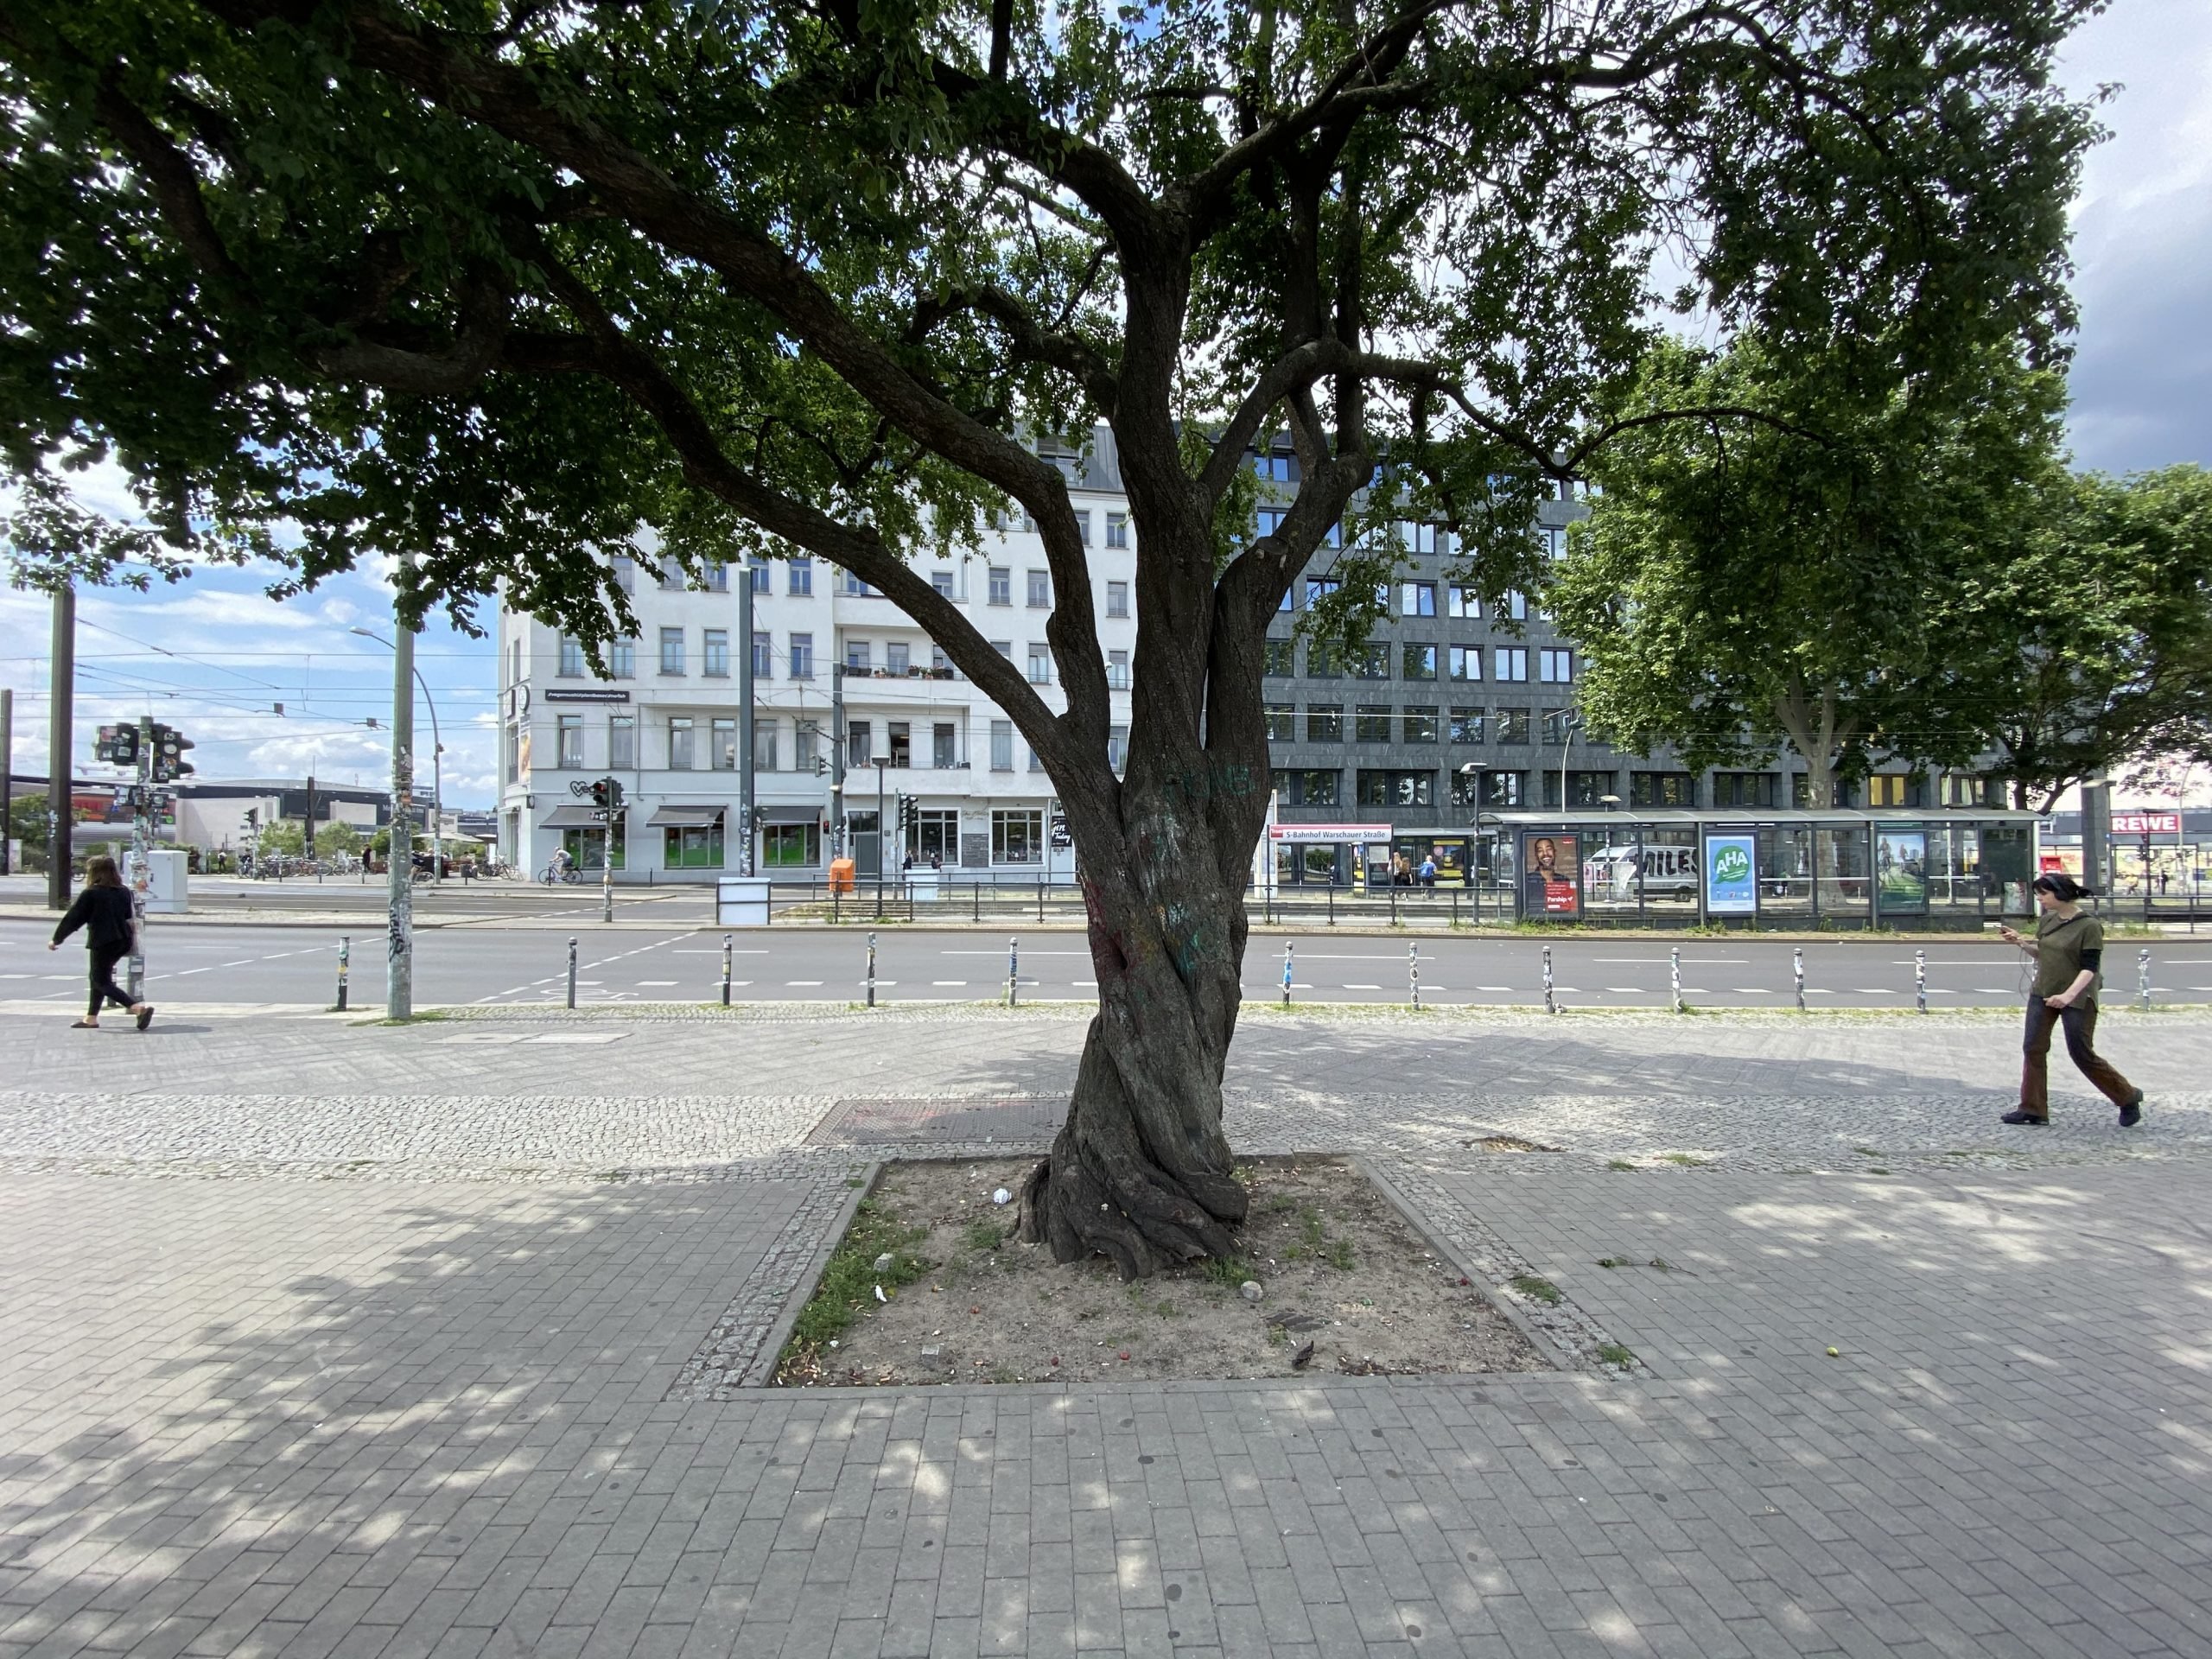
left=808, top=1096, right=1065, bottom=1146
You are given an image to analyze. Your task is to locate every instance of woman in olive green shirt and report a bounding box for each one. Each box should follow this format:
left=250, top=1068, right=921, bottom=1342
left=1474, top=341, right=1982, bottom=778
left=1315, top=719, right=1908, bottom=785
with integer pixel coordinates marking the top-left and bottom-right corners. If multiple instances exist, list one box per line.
left=1995, top=873, right=2145, bottom=1127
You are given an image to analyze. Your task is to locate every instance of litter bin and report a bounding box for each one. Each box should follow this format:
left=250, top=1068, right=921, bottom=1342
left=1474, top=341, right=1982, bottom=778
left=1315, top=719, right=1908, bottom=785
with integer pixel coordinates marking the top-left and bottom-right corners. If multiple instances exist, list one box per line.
left=828, top=855, right=856, bottom=895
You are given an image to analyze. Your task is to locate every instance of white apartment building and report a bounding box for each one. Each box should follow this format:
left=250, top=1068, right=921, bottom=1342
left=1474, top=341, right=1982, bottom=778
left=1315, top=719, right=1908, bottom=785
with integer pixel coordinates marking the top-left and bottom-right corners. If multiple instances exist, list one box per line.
left=494, top=445, right=1138, bottom=880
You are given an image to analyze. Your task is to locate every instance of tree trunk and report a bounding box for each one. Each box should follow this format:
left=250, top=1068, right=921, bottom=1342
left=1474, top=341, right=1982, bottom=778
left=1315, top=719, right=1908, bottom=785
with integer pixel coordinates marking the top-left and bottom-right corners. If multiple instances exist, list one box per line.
left=1016, top=783, right=1253, bottom=1279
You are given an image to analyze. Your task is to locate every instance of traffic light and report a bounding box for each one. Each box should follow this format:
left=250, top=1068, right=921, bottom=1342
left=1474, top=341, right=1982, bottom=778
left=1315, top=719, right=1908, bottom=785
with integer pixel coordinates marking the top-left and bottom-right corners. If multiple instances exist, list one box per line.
left=245, top=807, right=260, bottom=830
left=95, top=724, right=138, bottom=766
left=897, top=794, right=918, bottom=836
left=814, top=755, right=830, bottom=777
left=605, top=778, right=624, bottom=810
left=588, top=777, right=610, bottom=810
left=149, top=724, right=194, bottom=782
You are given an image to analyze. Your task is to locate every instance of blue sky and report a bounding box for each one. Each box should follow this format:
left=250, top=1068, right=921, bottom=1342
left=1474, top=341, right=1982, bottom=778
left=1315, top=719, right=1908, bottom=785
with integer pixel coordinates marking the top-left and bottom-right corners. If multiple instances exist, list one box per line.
left=3, top=0, right=2204, bottom=808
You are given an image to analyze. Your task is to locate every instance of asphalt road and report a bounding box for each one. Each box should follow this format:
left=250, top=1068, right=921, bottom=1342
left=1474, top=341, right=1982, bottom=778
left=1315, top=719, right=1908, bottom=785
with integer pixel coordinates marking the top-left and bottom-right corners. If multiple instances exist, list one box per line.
left=8, top=919, right=2212, bottom=1010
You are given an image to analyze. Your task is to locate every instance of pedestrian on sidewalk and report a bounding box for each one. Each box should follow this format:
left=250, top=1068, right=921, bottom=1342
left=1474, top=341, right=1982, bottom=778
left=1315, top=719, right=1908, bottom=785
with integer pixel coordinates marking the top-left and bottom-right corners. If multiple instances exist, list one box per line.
left=48, top=854, right=155, bottom=1031
left=1996, top=872, right=2140, bottom=1127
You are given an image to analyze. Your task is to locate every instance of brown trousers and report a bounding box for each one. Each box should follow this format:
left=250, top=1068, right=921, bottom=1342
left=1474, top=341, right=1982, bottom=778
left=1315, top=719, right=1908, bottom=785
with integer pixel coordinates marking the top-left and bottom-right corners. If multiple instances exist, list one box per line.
left=2020, top=997, right=2134, bottom=1117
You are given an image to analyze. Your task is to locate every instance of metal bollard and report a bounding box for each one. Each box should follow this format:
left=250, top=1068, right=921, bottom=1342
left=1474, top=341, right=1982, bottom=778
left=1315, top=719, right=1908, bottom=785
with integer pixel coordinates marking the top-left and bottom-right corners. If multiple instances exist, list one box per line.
left=1543, top=944, right=1556, bottom=1015
left=1669, top=944, right=1682, bottom=1013
left=1007, top=937, right=1019, bottom=1008
left=2139, top=947, right=2152, bottom=1012
left=335, top=936, right=350, bottom=1012
left=1409, top=942, right=1421, bottom=1009
left=867, top=931, right=878, bottom=1008
left=1038, top=875, right=1046, bottom=925
left=566, top=936, right=578, bottom=1010
left=1793, top=946, right=1805, bottom=1013
left=721, top=934, right=733, bottom=1006
left=1915, top=947, right=1927, bottom=1014
left=1282, top=941, right=1294, bottom=1008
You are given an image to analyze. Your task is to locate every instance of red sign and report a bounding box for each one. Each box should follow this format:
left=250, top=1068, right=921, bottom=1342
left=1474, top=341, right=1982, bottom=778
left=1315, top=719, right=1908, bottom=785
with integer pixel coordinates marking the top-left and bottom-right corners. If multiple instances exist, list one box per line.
left=2111, top=811, right=2180, bottom=836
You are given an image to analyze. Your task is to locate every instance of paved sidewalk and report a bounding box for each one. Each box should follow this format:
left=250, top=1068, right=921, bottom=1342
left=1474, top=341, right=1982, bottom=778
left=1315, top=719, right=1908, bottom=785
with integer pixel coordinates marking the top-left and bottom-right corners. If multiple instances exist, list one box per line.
left=3, top=1007, right=2210, bottom=1658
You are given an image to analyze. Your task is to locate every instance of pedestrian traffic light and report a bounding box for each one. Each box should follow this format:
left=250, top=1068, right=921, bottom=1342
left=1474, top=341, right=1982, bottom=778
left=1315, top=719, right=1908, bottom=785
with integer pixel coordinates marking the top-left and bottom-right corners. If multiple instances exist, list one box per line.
left=897, top=794, right=918, bottom=836
left=589, top=777, right=609, bottom=810
left=149, top=724, right=194, bottom=782
left=95, top=724, right=138, bottom=765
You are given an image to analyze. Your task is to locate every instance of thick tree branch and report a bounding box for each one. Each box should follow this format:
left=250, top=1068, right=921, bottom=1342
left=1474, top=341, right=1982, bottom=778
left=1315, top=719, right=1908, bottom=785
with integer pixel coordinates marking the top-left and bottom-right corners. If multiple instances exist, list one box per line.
left=917, top=285, right=1120, bottom=413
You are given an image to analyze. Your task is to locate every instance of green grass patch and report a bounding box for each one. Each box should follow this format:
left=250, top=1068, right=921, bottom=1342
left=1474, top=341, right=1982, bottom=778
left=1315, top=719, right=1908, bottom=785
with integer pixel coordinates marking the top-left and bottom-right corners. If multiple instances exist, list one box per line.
left=1596, top=1257, right=1626, bottom=1269
left=1658, top=1152, right=1708, bottom=1167
left=963, top=1221, right=1006, bottom=1254
left=1510, top=1274, right=1561, bottom=1305
left=782, top=1198, right=931, bottom=1358
left=1597, top=1343, right=1637, bottom=1368
left=1605, top=1159, right=1637, bottom=1172
left=1201, top=1254, right=1254, bottom=1287
left=1325, top=1236, right=1356, bottom=1272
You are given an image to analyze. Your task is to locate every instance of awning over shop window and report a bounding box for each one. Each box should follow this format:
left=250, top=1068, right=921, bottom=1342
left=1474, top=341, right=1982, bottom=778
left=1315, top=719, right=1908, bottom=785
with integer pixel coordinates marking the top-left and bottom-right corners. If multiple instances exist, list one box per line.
left=754, top=805, right=823, bottom=824
left=647, top=804, right=726, bottom=828
left=541, top=804, right=607, bottom=827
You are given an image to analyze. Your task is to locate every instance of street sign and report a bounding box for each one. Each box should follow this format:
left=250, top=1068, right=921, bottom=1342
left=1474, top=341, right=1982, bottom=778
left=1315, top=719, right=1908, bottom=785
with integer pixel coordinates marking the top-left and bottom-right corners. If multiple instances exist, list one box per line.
left=2112, top=811, right=2180, bottom=836
left=1049, top=811, right=1071, bottom=849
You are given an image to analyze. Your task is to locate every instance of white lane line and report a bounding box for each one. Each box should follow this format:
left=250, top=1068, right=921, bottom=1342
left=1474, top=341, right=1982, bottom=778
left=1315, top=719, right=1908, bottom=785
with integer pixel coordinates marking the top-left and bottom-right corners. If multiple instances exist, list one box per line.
left=938, top=949, right=1090, bottom=957
left=786, top=980, right=823, bottom=987
left=1605, top=986, right=1643, bottom=993
left=1477, top=984, right=1512, bottom=992
left=932, top=980, right=968, bottom=987
left=1734, top=988, right=1771, bottom=995
left=636, top=980, right=678, bottom=987
left=1343, top=982, right=1382, bottom=990
left=1853, top=988, right=1895, bottom=995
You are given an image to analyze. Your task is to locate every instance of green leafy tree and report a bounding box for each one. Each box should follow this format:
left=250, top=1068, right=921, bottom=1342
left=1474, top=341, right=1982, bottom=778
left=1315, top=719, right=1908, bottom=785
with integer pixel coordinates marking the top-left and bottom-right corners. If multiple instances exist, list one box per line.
left=8, top=788, right=50, bottom=861
left=255, top=819, right=305, bottom=858
left=0, top=0, right=2093, bottom=1273
left=1551, top=340, right=2069, bottom=806
left=311, top=817, right=365, bottom=857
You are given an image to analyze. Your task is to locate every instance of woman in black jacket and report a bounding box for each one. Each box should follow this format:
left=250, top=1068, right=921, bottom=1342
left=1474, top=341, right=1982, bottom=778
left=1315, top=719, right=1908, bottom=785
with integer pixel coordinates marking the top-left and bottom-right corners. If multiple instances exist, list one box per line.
left=48, top=855, right=155, bottom=1030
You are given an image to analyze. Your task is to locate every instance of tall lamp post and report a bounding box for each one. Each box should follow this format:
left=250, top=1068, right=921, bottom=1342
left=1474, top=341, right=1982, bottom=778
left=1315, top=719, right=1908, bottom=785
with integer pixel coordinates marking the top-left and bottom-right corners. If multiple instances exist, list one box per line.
left=872, top=755, right=890, bottom=919
left=1459, top=762, right=1490, bottom=923
left=351, top=626, right=445, bottom=883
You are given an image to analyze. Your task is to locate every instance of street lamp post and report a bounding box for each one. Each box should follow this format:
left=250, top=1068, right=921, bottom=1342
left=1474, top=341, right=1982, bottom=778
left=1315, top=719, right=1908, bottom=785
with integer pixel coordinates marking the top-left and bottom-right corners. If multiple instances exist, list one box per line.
left=873, top=756, right=890, bottom=919
left=1459, top=762, right=1489, bottom=923
left=351, top=626, right=445, bottom=883
left=1558, top=714, right=1580, bottom=813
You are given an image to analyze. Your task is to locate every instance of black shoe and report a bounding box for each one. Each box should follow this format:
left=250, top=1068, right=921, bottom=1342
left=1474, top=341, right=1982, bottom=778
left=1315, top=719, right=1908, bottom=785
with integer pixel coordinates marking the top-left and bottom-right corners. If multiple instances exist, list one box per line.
left=1999, top=1109, right=2050, bottom=1127
left=2119, top=1090, right=2143, bottom=1128
left=135, top=1004, right=155, bottom=1031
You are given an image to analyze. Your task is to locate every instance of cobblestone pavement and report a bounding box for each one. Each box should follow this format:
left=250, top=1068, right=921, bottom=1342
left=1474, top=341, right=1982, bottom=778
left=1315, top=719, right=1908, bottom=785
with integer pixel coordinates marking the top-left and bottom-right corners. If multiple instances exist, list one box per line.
left=3, top=1007, right=2210, bottom=1657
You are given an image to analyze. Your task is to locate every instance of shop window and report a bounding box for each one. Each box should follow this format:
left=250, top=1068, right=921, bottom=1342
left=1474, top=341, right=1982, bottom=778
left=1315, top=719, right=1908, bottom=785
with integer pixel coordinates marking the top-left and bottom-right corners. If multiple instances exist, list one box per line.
left=761, top=823, right=819, bottom=868
left=993, top=810, right=1045, bottom=863
left=664, top=821, right=724, bottom=869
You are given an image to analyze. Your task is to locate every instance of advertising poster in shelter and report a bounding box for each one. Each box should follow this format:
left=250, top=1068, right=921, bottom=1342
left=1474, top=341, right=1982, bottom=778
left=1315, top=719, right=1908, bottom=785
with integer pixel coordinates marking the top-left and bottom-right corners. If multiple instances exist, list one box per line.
left=1521, top=832, right=1580, bottom=918
left=1876, top=829, right=1929, bottom=912
left=1704, top=833, right=1758, bottom=915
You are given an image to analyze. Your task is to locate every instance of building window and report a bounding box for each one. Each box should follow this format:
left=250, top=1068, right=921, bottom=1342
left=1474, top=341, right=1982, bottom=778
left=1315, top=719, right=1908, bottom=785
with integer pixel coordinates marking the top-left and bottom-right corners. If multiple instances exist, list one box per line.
left=932, top=722, right=957, bottom=769
left=1262, top=638, right=1294, bottom=677
left=1355, top=704, right=1393, bottom=744
left=1541, top=708, right=1577, bottom=746
left=1402, top=707, right=1439, bottom=744
left=788, top=557, right=812, bottom=595
left=558, top=637, right=585, bottom=677
left=611, top=555, right=636, bottom=593
left=664, top=820, right=724, bottom=869
left=1403, top=522, right=1451, bottom=556
left=747, top=559, right=771, bottom=594
left=994, top=809, right=1045, bottom=862
left=659, top=628, right=685, bottom=676
left=1400, top=582, right=1436, bottom=617
left=1450, top=707, right=1484, bottom=744
left=1306, top=705, right=1343, bottom=743
left=1109, top=649, right=1131, bottom=690
left=931, top=645, right=957, bottom=677
left=1446, top=586, right=1482, bottom=620
left=1402, top=644, right=1438, bottom=681
left=1942, top=772, right=2000, bottom=808
left=505, top=722, right=518, bottom=784
left=702, top=629, right=730, bottom=677
left=762, top=822, right=820, bottom=869
left=1450, top=768, right=1483, bottom=808
left=1713, top=772, right=1777, bottom=809
left=668, top=717, right=695, bottom=770
left=1106, top=579, right=1129, bottom=618
left=711, top=717, right=737, bottom=771
left=841, top=568, right=875, bottom=596
left=557, top=715, right=583, bottom=769
left=1306, top=642, right=1341, bottom=678
left=1503, top=590, right=1529, bottom=620
left=847, top=720, right=872, bottom=767
left=887, top=722, right=911, bottom=767
left=1494, top=647, right=1528, bottom=682
left=1263, top=702, right=1295, bottom=742
left=1548, top=770, right=1611, bottom=809
left=1305, top=575, right=1341, bottom=607
left=657, top=555, right=683, bottom=588
left=609, top=639, right=636, bottom=679
left=1354, top=644, right=1390, bottom=680
left=885, top=641, right=909, bottom=677
left=988, top=567, right=1011, bottom=605
left=1027, top=645, right=1053, bottom=684
left=1108, top=725, right=1128, bottom=772
left=753, top=631, right=772, bottom=678
left=990, top=720, right=1014, bottom=772
left=1274, top=768, right=1342, bottom=806
left=610, top=715, right=636, bottom=770
left=1496, top=708, right=1531, bottom=745
left=1448, top=646, right=1481, bottom=682
left=752, top=719, right=777, bottom=771
left=1027, top=569, right=1052, bottom=608
left=1630, top=771, right=1698, bottom=808
left=1483, top=771, right=1523, bottom=807
left=789, top=633, right=814, bottom=680
left=794, top=721, right=819, bottom=775
left=1539, top=648, right=1574, bottom=683
left=845, top=639, right=871, bottom=674
left=1027, top=743, right=1046, bottom=773
left=1357, top=770, right=1435, bottom=807
left=1866, top=774, right=1909, bottom=807
left=1106, top=512, right=1129, bottom=549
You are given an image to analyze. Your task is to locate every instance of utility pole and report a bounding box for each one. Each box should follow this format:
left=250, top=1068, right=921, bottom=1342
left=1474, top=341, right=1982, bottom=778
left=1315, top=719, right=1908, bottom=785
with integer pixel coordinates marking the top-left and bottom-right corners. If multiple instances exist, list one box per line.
left=1, top=686, right=12, bottom=875
left=47, top=583, right=73, bottom=909
left=385, top=553, right=416, bottom=1020
left=304, top=772, right=317, bottom=860
left=127, top=715, right=152, bottom=1001
left=874, top=756, right=889, bottom=918
left=831, top=674, right=846, bottom=857
left=738, top=575, right=756, bottom=877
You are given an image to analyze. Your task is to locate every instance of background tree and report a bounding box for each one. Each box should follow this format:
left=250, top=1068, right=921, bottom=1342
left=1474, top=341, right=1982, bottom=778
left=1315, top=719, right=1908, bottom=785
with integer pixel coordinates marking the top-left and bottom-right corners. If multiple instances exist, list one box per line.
left=0, top=0, right=2093, bottom=1274
left=255, top=819, right=306, bottom=859
left=1551, top=340, right=2070, bottom=806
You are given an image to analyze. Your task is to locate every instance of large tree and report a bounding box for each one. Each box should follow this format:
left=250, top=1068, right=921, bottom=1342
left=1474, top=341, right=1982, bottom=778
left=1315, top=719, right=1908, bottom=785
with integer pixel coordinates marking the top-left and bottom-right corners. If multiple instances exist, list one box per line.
left=1, top=0, right=2091, bottom=1274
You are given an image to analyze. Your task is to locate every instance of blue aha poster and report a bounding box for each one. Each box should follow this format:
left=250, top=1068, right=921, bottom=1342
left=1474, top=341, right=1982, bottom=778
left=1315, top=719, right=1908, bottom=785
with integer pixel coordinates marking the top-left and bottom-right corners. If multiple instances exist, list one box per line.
left=1704, top=833, right=1758, bottom=914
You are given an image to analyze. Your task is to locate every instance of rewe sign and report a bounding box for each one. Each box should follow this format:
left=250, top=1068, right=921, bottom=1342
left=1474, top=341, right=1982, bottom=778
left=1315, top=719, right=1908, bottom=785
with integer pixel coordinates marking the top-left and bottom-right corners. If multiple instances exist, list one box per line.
left=2111, top=812, right=2181, bottom=836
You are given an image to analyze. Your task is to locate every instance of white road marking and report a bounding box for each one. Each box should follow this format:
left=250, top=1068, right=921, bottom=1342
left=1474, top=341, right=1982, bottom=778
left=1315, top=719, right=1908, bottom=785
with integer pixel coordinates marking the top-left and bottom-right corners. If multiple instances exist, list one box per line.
left=786, top=980, right=823, bottom=987
left=1477, top=984, right=1512, bottom=992
left=636, top=980, right=678, bottom=987
left=932, top=980, right=968, bottom=987
left=1343, top=983, right=1382, bottom=990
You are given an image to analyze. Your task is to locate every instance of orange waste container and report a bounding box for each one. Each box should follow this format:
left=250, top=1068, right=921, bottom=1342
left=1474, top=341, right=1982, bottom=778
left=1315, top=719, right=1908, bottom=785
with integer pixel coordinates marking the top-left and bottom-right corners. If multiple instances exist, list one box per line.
left=828, top=855, right=856, bottom=894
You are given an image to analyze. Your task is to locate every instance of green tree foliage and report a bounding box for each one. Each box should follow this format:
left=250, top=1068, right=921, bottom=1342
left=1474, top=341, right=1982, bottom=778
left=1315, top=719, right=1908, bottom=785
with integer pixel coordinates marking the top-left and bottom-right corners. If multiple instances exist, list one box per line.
left=0, top=0, right=2095, bottom=1273
left=254, top=819, right=305, bottom=858
left=8, top=788, right=50, bottom=857
left=1551, top=340, right=2070, bottom=806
